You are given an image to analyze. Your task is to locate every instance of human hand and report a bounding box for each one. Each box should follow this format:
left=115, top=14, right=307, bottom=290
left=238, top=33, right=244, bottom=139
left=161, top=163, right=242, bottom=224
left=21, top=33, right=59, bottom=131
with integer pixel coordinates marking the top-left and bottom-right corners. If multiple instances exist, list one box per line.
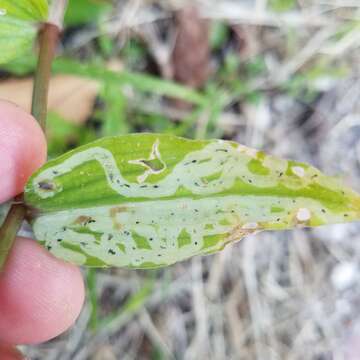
left=0, top=101, right=84, bottom=359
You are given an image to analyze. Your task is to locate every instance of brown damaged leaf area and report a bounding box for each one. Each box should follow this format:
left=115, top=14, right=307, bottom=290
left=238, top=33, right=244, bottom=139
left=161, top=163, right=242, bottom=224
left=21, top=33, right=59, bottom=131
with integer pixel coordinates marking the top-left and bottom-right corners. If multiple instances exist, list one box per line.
left=73, top=216, right=94, bottom=225
left=110, top=206, right=127, bottom=230
left=227, top=226, right=258, bottom=243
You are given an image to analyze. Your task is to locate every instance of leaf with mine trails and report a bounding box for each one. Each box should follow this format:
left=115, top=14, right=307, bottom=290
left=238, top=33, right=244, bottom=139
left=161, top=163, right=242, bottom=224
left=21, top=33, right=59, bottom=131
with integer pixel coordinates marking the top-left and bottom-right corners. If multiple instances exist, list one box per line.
left=0, top=0, right=48, bottom=64
left=24, top=133, right=360, bottom=268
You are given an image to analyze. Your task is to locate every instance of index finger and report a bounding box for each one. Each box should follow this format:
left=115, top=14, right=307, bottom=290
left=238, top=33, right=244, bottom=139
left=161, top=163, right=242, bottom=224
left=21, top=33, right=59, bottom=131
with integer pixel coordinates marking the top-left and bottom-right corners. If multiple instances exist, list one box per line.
left=0, top=100, right=47, bottom=203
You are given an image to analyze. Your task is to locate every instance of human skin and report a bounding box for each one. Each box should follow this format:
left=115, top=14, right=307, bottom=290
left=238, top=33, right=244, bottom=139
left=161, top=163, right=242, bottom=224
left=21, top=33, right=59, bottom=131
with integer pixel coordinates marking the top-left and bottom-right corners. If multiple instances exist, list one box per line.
left=0, top=101, right=85, bottom=358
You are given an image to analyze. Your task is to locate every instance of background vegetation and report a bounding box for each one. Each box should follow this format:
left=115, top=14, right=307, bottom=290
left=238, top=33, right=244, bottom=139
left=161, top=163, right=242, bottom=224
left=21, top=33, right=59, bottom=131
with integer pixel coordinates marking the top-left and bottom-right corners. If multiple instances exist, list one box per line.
left=1, top=0, right=360, bottom=358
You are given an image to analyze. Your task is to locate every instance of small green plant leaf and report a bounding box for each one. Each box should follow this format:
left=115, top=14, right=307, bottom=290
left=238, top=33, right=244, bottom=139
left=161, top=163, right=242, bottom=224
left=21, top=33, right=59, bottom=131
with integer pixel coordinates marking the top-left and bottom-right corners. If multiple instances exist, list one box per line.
left=0, top=17, right=37, bottom=64
left=24, top=134, right=360, bottom=268
left=0, top=0, right=48, bottom=21
left=0, top=0, right=48, bottom=64
left=51, top=58, right=207, bottom=106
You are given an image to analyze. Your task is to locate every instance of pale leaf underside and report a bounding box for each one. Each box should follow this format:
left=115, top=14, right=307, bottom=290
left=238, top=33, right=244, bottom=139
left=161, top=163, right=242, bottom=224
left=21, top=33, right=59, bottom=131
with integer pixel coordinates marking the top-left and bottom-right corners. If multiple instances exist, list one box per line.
left=24, top=134, right=360, bottom=268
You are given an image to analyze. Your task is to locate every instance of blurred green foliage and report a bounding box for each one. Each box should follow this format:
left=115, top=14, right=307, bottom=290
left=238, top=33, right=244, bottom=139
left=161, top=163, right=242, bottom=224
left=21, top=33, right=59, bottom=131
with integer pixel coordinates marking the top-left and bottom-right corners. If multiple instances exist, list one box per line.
left=269, top=0, right=296, bottom=12
left=47, top=112, right=96, bottom=158
left=210, top=21, right=230, bottom=50
left=120, top=38, right=148, bottom=69
left=283, top=60, right=348, bottom=102
left=64, top=0, right=110, bottom=26
left=97, top=81, right=129, bottom=136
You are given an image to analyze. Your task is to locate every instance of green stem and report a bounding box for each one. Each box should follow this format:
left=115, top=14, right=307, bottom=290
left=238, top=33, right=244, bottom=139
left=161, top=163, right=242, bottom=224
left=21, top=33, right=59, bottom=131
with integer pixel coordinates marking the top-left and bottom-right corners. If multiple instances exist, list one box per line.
left=31, top=23, right=60, bottom=132
left=0, top=23, right=61, bottom=270
left=0, top=199, right=26, bottom=269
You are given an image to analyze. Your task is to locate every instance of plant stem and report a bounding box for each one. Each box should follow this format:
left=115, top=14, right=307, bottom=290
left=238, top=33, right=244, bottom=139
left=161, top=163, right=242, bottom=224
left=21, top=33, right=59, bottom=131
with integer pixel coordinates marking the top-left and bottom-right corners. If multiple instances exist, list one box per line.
left=0, top=199, right=26, bottom=269
left=31, top=0, right=68, bottom=129
left=31, top=23, right=60, bottom=132
left=0, top=0, right=67, bottom=269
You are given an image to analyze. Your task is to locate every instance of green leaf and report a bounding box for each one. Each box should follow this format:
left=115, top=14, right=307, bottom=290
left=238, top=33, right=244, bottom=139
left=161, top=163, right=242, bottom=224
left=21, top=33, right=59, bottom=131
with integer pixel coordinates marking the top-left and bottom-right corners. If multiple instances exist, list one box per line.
left=0, top=0, right=48, bottom=21
left=51, top=58, right=207, bottom=106
left=0, top=17, right=37, bottom=64
left=0, top=0, right=48, bottom=64
left=24, top=134, right=360, bottom=268
left=0, top=50, right=37, bottom=74
left=98, top=81, right=129, bottom=136
left=269, top=0, right=296, bottom=12
left=64, top=0, right=110, bottom=26
left=47, top=112, right=96, bottom=158
left=209, top=22, right=229, bottom=50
